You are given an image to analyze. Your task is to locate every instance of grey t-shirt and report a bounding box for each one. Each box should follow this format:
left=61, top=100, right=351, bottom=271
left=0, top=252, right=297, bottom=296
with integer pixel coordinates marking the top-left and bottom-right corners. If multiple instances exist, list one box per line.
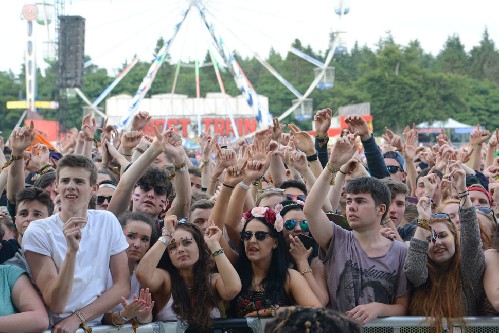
left=320, top=223, right=410, bottom=312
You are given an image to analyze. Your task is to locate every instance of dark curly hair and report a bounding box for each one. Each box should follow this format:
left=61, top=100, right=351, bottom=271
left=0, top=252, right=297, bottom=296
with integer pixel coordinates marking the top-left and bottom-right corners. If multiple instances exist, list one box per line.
left=157, top=223, right=216, bottom=331
left=264, top=306, right=360, bottom=333
left=135, top=166, right=173, bottom=198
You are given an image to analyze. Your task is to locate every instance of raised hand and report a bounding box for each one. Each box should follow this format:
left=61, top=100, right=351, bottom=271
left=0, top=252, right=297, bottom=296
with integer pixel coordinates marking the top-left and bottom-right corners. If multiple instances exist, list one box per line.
left=81, top=114, right=97, bottom=140
left=436, top=128, right=451, bottom=146
left=345, top=115, right=370, bottom=140
left=448, top=162, right=467, bottom=193
left=313, top=108, right=332, bottom=136
left=416, top=196, right=432, bottom=221
left=340, top=155, right=369, bottom=178
left=328, top=134, right=358, bottom=169
left=469, top=124, right=491, bottom=147
left=100, top=138, right=113, bottom=164
left=270, top=118, right=286, bottom=141
left=10, top=121, right=36, bottom=154
left=489, top=129, right=499, bottom=148
left=162, top=215, right=177, bottom=235
left=223, top=160, right=248, bottom=187
left=383, top=127, right=403, bottom=152
left=288, top=123, right=315, bottom=156
left=122, top=131, right=143, bottom=151
left=289, top=150, right=308, bottom=173
left=419, top=171, right=439, bottom=198
left=131, top=111, right=152, bottom=131
left=204, top=220, right=222, bottom=250
left=156, top=128, right=185, bottom=165
left=30, top=143, right=50, bottom=169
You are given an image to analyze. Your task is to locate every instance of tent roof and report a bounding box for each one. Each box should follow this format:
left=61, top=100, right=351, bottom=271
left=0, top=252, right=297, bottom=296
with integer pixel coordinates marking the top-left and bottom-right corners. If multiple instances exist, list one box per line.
left=416, top=118, right=473, bottom=129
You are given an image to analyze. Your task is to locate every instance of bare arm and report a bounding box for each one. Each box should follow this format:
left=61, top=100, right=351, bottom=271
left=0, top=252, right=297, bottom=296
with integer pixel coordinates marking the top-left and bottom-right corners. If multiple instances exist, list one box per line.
left=0, top=274, right=49, bottom=333
left=286, top=269, right=321, bottom=307
left=7, top=125, right=36, bottom=203
left=136, top=230, right=171, bottom=294
left=108, top=140, right=162, bottom=216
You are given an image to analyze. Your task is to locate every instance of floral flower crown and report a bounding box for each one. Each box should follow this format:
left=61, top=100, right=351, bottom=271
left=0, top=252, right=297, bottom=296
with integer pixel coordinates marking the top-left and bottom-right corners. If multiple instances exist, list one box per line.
left=243, top=206, right=284, bottom=232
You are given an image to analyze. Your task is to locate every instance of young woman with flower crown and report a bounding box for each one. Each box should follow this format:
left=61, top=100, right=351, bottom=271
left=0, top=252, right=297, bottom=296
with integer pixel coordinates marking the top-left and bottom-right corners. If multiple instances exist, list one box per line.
left=229, top=206, right=321, bottom=318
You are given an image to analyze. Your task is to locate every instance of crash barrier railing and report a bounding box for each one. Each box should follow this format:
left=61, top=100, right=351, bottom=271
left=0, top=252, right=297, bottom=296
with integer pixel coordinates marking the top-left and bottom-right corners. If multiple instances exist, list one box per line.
left=45, top=316, right=499, bottom=333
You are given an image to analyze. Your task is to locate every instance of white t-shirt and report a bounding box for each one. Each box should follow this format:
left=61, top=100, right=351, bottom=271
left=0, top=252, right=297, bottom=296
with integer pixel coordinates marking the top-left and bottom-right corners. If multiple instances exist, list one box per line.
left=22, top=210, right=129, bottom=327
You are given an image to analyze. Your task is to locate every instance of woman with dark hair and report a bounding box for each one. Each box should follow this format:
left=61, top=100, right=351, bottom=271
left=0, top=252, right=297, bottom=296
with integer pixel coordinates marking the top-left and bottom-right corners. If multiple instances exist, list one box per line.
left=230, top=206, right=321, bottom=318
left=404, top=163, right=485, bottom=332
left=103, top=211, right=158, bottom=327
left=136, top=216, right=241, bottom=331
left=275, top=200, right=328, bottom=306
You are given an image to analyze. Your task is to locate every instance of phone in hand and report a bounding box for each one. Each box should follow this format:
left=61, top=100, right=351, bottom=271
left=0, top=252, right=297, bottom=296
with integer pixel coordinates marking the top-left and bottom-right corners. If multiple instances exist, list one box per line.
left=297, top=234, right=315, bottom=250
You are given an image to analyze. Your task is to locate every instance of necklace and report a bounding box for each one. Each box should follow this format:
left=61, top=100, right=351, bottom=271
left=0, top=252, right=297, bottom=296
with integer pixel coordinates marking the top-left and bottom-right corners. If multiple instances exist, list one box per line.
left=252, top=280, right=264, bottom=292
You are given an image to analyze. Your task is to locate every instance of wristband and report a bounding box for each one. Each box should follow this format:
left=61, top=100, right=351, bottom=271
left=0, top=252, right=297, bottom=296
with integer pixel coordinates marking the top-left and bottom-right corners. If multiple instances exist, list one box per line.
left=239, top=181, right=251, bottom=190
left=74, top=310, right=92, bottom=333
left=306, top=152, right=318, bottom=162
left=211, top=248, right=224, bottom=257
left=315, top=133, right=328, bottom=139
left=222, top=183, right=235, bottom=189
left=84, top=136, right=94, bottom=142
left=158, top=236, right=172, bottom=246
left=118, top=309, right=130, bottom=322
left=417, top=218, right=432, bottom=232
left=174, top=159, right=187, bottom=171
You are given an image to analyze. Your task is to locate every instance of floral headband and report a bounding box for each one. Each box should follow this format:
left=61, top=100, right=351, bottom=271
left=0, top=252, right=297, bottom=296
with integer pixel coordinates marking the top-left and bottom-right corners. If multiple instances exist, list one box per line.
left=243, top=206, right=284, bottom=232
left=274, top=200, right=304, bottom=216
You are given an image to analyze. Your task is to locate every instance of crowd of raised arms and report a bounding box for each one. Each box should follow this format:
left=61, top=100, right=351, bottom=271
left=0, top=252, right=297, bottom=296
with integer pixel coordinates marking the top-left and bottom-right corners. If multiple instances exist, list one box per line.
left=0, top=108, right=498, bottom=333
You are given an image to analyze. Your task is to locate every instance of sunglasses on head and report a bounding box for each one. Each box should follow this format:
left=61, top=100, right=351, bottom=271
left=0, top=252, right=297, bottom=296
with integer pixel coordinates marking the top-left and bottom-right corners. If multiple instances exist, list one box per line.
left=284, top=219, right=309, bottom=232
left=285, top=194, right=306, bottom=202
left=476, top=207, right=498, bottom=224
left=386, top=165, right=404, bottom=174
left=426, top=230, right=450, bottom=243
left=140, top=183, right=167, bottom=196
left=96, top=195, right=112, bottom=205
left=431, top=213, right=451, bottom=221
left=240, top=231, right=272, bottom=241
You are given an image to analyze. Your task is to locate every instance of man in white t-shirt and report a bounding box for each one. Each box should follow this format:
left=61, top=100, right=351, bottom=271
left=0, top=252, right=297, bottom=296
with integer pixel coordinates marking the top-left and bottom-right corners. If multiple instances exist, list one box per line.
left=23, top=154, right=130, bottom=331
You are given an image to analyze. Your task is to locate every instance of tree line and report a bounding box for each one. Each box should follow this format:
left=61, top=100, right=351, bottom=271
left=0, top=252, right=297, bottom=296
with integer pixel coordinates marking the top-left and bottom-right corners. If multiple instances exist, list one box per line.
left=0, top=30, right=498, bottom=138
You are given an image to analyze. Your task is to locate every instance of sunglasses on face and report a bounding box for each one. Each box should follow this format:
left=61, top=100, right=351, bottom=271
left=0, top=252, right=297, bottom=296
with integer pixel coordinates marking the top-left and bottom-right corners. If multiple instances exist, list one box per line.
left=285, top=194, right=307, bottom=202
left=386, top=165, right=404, bottom=174
left=97, top=195, right=112, bottom=205
left=140, top=184, right=167, bottom=196
left=284, top=219, right=309, bottom=232
left=240, top=231, right=272, bottom=241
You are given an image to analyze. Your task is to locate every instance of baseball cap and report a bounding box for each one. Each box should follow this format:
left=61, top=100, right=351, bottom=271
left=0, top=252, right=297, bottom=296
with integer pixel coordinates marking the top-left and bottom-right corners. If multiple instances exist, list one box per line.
left=383, top=150, right=406, bottom=172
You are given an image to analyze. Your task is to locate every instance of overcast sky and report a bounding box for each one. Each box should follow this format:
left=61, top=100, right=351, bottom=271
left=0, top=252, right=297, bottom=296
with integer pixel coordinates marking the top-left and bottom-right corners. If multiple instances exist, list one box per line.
left=1, top=0, right=498, bottom=76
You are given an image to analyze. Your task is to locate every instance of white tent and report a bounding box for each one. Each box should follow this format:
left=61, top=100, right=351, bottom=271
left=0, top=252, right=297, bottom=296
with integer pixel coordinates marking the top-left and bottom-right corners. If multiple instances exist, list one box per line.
left=416, top=118, right=474, bottom=134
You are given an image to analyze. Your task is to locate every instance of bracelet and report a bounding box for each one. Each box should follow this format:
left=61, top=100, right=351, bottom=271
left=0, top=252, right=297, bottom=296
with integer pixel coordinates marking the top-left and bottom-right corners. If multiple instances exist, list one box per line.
left=252, top=178, right=261, bottom=186
left=222, top=183, right=235, bottom=189
left=74, top=310, right=92, bottom=333
left=122, top=152, right=133, bottom=157
left=239, top=181, right=251, bottom=190
left=118, top=309, right=130, bottom=322
left=417, top=218, right=432, bottom=232
left=174, top=159, right=187, bottom=171
left=306, top=152, right=318, bottom=162
left=457, top=191, right=469, bottom=199
left=211, top=248, right=224, bottom=257
left=326, top=162, right=341, bottom=175
left=134, top=147, right=145, bottom=154
left=84, top=136, right=94, bottom=142
left=316, top=133, right=328, bottom=139
left=158, top=236, right=172, bottom=246
left=11, top=154, right=24, bottom=161
left=100, top=163, right=109, bottom=169
left=111, top=312, right=124, bottom=328
left=201, top=187, right=207, bottom=192
left=300, top=268, right=313, bottom=276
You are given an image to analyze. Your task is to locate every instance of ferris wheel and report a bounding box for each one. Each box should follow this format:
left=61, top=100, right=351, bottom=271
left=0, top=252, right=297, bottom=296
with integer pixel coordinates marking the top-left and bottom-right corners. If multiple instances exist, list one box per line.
left=81, top=0, right=352, bottom=137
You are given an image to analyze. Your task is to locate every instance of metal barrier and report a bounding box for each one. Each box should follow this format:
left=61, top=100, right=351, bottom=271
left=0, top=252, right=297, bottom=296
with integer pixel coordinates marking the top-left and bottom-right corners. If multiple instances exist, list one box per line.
left=45, top=317, right=499, bottom=333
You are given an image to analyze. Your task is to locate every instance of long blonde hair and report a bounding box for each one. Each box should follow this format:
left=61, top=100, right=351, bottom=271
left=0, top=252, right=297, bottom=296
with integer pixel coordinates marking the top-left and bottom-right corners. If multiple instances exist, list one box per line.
left=409, top=219, right=465, bottom=332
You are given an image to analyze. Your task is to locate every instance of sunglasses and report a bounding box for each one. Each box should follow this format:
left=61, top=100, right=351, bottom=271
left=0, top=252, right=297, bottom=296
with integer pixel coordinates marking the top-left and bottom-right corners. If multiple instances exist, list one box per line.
left=96, top=195, right=112, bottom=205
left=431, top=213, right=451, bottom=221
left=240, top=231, right=272, bottom=241
left=284, top=219, right=309, bottom=232
left=140, top=183, right=167, bottom=196
left=257, top=188, right=284, bottom=194
left=476, top=207, right=498, bottom=224
left=386, top=165, right=404, bottom=174
left=285, top=194, right=307, bottom=202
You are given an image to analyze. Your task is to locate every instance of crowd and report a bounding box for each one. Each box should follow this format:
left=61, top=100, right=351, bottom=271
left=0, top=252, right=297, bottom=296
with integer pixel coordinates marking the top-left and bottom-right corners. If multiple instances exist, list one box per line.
left=0, top=108, right=498, bottom=333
